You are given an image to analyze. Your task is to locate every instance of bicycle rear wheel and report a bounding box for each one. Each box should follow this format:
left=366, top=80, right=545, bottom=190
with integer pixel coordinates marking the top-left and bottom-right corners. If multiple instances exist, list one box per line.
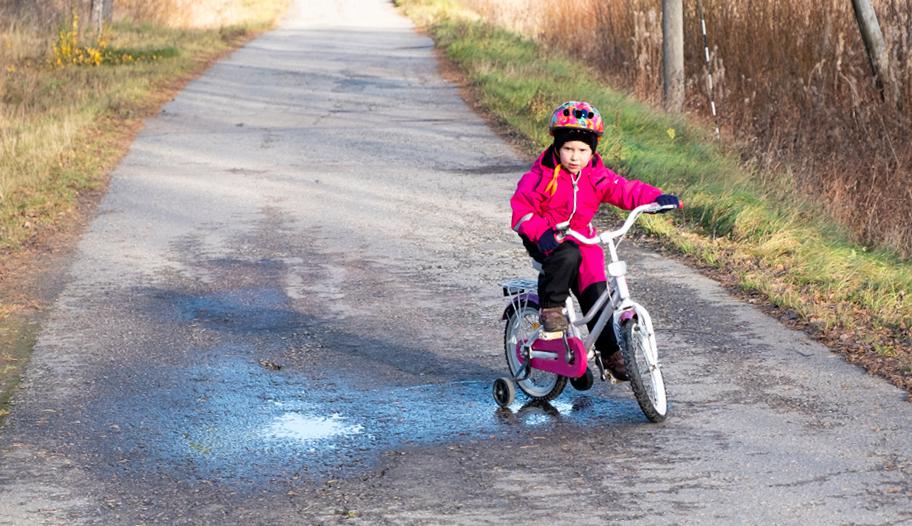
left=621, top=318, right=667, bottom=422
left=503, top=302, right=566, bottom=402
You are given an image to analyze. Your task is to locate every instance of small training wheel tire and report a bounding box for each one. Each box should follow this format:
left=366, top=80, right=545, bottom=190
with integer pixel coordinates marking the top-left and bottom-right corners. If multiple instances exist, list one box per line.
left=492, top=377, right=515, bottom=408
left=570, top=368, right=594, bottom=391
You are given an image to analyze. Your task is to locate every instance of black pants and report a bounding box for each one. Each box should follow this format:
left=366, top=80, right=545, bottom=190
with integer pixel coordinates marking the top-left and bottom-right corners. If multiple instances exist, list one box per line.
left=521, top=236, right=620, bottom=356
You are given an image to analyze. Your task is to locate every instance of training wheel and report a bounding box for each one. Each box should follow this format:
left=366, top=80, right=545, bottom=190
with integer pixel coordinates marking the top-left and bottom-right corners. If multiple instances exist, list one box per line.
left=570, top=368, right=594, bottom=391
left=492, top=377, right=516, bottom=408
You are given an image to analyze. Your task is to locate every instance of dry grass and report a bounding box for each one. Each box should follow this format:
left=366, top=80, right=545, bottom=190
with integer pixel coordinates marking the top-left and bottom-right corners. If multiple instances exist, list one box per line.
left=462, top=0, right=912, bottom=258
left=116, top=0, right=281, bottom=28
left=0, top=0, right=287, bottom=249
left=0, top=0, right=271, bottom=28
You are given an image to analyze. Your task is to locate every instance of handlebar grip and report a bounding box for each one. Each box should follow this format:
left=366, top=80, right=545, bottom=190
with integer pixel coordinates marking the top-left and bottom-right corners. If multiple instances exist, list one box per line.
left=645, top=202, right=683, bottom=214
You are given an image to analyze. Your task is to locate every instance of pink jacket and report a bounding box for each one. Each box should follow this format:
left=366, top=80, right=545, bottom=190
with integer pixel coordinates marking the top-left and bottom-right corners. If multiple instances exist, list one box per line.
left=510, top=148, right=663, bottom=292
left=510, top=148, right=663, bottom=242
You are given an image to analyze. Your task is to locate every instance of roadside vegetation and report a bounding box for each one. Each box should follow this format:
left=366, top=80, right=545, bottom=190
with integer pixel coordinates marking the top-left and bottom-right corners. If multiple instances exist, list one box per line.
left=460, top=0, right=912, bottom=261
left=0, top=0, right=288, bottom=418
left=395, top=0, right=912, bottom=391
left=0, top=0, right=287, bottom=252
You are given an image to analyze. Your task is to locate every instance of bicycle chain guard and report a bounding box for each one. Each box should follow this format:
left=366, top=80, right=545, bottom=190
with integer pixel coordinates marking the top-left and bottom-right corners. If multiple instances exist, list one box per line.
left=516, top=336, right=588, bottom=378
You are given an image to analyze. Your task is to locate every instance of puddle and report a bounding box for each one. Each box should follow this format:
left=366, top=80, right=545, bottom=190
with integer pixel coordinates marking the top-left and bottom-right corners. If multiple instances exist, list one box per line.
left=88, top=351, right=646, bottom=486
left=263, top=412, right=363, bottom=443
left=501, top=399, right=585, bottom=426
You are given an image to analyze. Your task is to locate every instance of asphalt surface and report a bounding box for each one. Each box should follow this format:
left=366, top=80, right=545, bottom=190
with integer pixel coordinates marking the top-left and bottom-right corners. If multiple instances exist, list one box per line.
left=1, top=0, right=910, bottom=524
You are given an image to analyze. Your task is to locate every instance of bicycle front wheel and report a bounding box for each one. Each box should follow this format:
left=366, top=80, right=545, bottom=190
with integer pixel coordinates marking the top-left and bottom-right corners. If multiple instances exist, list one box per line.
left=621, top=318, right=667, bottom=422
left=503, top=302, right=566, bottom=402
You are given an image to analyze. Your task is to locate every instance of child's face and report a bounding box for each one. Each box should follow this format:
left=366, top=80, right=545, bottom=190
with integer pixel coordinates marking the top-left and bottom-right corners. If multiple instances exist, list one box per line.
left=558, top=141, right=593, bottom=173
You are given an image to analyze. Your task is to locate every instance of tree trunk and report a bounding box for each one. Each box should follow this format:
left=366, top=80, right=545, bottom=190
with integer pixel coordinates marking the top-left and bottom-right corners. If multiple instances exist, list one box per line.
left=662, top=0, right=685, bottom=113
left=91, top=0, right=105, bottom=37
left=851, top=0, right=896, bottom=102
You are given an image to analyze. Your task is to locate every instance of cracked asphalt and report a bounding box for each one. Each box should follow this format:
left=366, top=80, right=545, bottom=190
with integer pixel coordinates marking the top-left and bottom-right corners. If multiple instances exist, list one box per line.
left=1, top=0, right=910, bottom=524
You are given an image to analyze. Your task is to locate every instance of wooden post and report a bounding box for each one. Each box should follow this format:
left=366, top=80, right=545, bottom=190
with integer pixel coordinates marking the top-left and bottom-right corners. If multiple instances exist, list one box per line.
left=662, top=0, right=685, bottom=113
left=851, top=0, right=895, bottom=102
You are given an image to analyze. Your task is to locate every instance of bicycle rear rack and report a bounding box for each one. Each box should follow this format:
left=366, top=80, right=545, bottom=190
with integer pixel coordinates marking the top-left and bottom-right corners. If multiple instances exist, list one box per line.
left=502, top=277, right=539, bottom=382
left=501, top=277, right=537, bottom=298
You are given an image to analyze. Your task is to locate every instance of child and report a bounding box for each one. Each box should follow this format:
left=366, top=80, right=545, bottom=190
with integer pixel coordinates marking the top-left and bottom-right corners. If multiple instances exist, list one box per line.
left=509, top=101, right=680, bottom=380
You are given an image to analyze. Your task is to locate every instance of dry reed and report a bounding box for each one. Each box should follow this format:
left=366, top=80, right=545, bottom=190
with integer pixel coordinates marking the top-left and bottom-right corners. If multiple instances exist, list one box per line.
left=464, top=0, right=912, bottom=257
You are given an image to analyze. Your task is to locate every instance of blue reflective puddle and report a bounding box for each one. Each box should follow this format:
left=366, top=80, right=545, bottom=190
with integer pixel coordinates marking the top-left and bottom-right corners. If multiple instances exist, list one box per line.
left=90, top=352, right=646, bottom=485
left=263, top=412, right=364, bottom=444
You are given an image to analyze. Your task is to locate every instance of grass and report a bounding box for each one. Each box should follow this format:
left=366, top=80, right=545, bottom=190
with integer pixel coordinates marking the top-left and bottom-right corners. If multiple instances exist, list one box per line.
left=1, top=1, right=288, bottom=252
left=396, top=0, right=912, bottom=391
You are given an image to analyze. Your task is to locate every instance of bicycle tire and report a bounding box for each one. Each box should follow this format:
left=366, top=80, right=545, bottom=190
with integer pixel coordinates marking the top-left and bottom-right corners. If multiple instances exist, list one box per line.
left=503, top=301, right=566, bottom=402
left=621, top=318, right=667, bottom=422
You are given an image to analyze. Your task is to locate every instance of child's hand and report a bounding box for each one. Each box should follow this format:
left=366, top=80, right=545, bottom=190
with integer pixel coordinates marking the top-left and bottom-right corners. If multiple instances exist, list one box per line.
left=537, top=229, right=561, bottom=254
left=655, top=194, right=681, bottom=212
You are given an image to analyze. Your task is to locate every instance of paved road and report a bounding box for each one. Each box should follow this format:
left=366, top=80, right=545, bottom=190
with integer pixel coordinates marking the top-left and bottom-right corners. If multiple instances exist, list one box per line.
left=1, top=0, right=910, bottom=524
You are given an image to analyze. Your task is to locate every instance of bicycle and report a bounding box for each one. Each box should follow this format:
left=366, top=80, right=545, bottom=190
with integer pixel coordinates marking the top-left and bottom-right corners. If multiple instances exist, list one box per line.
left=493, top=202, right=677, bottom=423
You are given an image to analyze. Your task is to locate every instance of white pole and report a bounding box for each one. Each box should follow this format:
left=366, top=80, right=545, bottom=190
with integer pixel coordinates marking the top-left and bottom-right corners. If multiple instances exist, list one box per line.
left=696, top=0, right=721, bottom=138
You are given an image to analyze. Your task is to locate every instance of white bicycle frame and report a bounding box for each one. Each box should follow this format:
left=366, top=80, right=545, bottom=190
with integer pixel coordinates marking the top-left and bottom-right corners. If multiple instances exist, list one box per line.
left=554, top=203, right=672, bottom=367
left=504, top=203, right=672, bottom=366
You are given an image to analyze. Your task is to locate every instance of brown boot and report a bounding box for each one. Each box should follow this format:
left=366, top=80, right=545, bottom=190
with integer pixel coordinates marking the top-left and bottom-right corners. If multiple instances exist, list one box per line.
left=539, top=307, right=568, bottom=333
left=604, top=351, right=629, bottom=381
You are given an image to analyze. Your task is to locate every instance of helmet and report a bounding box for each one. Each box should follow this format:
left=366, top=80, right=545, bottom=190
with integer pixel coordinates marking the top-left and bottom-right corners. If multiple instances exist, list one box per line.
left=548, top=101, right=604, bottom=137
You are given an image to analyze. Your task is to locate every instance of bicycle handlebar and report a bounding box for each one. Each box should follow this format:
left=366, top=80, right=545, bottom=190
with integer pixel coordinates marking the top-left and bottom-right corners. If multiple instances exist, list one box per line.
left=556, top=202, right=678, bottom=245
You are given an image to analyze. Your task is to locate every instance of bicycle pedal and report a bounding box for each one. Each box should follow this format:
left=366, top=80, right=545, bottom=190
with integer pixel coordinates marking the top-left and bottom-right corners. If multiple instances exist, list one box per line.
left=602, top=370, right=620, bottom=384
left=539, top=330, right=565, bottom=341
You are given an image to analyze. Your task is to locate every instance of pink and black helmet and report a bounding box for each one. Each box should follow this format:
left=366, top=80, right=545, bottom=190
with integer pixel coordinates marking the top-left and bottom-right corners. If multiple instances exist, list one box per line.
left=548, top=101, right=605, bottom=137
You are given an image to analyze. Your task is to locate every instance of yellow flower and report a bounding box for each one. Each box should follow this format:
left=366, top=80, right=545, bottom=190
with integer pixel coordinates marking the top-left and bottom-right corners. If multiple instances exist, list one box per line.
left=666, top=128, right=677, bottom=141
left=6, top=64, right=16, bottom=73
left=87, top=47, right=102, bottom=66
